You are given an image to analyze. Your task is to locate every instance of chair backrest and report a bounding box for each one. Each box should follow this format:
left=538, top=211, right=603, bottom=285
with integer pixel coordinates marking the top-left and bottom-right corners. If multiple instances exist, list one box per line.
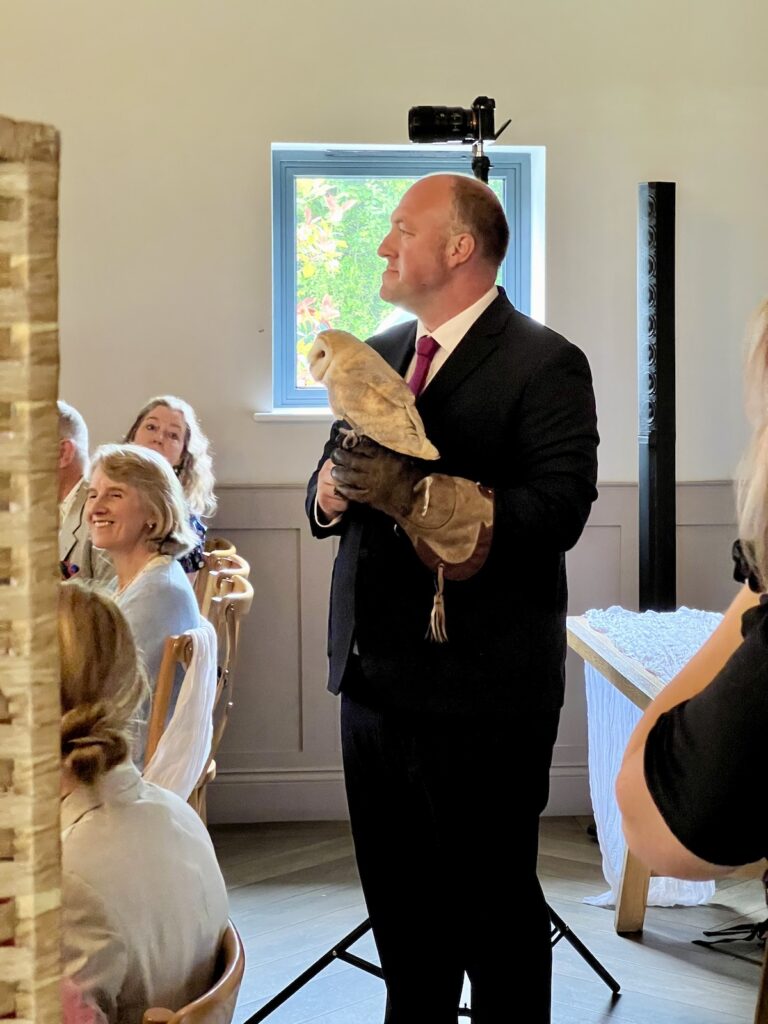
left=194, top=574, right=254, bottom=791
left=144, top=632, right=196, bottom=766
left=204, top=536, right=237, bottom=556
left=193, top=539, right=238, bottom=610
left=143, top=619, right=218, bottom=799
left=142, top=919, right=245, bottom=1024
left=199, top=553, right=251, bottom=619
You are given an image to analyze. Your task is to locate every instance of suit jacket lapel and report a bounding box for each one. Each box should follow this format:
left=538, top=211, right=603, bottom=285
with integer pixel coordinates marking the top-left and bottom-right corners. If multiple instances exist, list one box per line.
left=382, top=321, right=417, bottom=376
left=59, top=480, right=87, bottom=561
left=417, top=290, right=514, bottom=416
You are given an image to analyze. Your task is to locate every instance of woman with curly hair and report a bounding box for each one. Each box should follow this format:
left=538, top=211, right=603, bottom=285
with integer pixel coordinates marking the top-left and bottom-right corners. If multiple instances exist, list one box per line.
left=617, top=301, right=768, bottom=878
left=60, top=581, right=228, bottom=1023
left=125, top=396, right=217, bottom=575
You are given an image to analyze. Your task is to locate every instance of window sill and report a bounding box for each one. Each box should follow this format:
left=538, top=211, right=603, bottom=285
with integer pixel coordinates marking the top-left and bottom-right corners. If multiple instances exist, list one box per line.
left=253, top=408, right=333, bottom=423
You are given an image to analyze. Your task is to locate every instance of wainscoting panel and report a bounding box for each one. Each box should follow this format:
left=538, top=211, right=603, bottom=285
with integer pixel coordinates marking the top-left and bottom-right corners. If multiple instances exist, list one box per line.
left=219, top=527, right=301, bottom=760
left=207, top=482, right=737, bottom=823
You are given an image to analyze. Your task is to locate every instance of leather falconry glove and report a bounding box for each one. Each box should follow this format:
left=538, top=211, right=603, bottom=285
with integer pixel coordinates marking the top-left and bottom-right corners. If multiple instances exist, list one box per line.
left=331, top=437, right=494, bottom=641
left=330, top=438, right=427, bottom=519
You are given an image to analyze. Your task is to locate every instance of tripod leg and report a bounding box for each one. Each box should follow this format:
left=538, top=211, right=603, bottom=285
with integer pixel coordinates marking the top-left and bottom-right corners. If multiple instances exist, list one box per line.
left=549, top=907, right=621, bottom=995
left=244, top=919, right=374, bottom=1023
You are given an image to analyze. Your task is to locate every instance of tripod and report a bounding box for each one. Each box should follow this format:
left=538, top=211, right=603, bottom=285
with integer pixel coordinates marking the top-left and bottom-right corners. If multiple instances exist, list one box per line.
left=245, top=907, right=620, bottom=1023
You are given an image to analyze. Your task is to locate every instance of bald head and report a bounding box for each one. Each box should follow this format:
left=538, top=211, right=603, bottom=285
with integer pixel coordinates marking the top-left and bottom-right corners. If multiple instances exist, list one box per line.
left=377, top=173, right=507, bottom=326
left=400, top=174, right=509, bottom=268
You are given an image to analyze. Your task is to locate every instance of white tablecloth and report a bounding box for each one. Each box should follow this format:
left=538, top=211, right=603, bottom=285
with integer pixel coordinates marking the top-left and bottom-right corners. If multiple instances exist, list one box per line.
left=583, top=605, right=722, bottom=908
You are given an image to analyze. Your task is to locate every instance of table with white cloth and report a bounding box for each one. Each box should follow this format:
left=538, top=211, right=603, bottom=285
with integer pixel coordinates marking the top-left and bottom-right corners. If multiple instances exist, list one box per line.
left=567, top=605, right=723, bottom=934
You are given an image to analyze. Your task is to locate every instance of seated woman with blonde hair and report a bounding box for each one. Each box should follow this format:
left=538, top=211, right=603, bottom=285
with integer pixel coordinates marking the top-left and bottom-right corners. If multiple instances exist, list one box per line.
left=617, top=300, right=768, bottom=879
left=125, top=396, right=217, bottom=575
left=86, top=443, right=200, bottom=760
left=60, top=581, right=229, bottom=1024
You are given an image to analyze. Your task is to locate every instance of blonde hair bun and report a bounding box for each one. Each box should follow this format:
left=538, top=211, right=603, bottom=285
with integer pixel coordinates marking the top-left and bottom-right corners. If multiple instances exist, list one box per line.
left=59, top=582, right=150, bottom=786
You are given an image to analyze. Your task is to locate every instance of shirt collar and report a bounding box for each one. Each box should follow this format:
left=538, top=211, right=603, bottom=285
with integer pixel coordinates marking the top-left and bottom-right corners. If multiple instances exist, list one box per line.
left=415, top=285, right=498, bottom=357
left=59, top=477, right=84, bottom=525
left=61, top=760, right=143, bottom=834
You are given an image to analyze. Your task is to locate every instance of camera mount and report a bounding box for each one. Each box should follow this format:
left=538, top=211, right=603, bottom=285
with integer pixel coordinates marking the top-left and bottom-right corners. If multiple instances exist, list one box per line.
left=407, top=96, right=511, bottom=183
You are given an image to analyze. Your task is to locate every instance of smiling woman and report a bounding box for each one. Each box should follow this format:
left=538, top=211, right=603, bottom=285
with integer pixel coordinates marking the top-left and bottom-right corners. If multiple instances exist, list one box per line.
left=86, top=444, right=201, bottom=763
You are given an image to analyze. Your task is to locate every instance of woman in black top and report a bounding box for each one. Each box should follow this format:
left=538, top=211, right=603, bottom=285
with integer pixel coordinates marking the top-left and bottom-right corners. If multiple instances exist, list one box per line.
left=616, top=301, right=768, bottom=879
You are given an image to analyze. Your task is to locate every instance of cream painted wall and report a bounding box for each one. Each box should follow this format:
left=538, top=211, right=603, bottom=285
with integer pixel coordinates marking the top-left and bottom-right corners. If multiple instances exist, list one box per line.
left=2, top=0, right=767, bottom=484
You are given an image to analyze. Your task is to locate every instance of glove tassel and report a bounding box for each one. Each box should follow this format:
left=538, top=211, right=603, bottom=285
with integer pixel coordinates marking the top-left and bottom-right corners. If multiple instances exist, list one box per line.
left=428, top=563, right=448, bottom=643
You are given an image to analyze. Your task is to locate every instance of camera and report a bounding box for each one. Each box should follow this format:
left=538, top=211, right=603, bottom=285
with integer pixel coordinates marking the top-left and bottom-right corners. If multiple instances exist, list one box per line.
left=408, top=96, right=499, bottom=145
left=407, top=96, right=510, bottom=182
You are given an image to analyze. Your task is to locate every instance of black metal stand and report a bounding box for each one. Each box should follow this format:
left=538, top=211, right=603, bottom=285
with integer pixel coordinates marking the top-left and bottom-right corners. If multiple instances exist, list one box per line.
left=638, top=181, right=677, bottom=612
left=548, top=907, right=621, bottom=995
left=245, top=907, right=620, bottom=1023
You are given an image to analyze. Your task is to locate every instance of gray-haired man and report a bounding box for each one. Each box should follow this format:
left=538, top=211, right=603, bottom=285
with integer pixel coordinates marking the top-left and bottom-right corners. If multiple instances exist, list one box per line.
left=58, top=401, right=111, bottom=581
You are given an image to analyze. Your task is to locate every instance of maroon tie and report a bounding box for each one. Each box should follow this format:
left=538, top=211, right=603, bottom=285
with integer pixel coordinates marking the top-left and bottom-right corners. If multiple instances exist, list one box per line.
left=408, top=335, right=440, bottom=397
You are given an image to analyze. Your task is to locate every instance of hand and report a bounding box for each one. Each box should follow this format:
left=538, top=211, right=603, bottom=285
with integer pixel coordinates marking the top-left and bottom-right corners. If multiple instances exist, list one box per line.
left=317, top=458, right=349, bottom=522
left=330, top=438, right=425, bottom=518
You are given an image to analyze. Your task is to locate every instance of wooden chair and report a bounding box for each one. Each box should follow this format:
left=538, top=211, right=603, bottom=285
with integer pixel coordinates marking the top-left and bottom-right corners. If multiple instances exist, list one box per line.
left=204, top=536, right=237, bottom=556
left=144, top=632, right=196, bottom=767
left=199, top=553, right=251, bottom=619
left=143, top=620, right=219, bottom=802
left=142, top=919, right=245, bottom=1024
left=189, top=574, right=254, bottom=821
left=194, top=538, right=238, bottom=609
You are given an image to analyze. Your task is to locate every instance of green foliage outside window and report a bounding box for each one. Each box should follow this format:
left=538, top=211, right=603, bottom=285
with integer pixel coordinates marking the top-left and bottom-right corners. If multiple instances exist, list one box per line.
left=295, top=177, right=415, bottom=387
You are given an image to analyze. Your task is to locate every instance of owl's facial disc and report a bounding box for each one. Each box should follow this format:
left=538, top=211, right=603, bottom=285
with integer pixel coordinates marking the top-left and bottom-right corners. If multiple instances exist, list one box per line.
left=308, top=336, right=331, bottom=383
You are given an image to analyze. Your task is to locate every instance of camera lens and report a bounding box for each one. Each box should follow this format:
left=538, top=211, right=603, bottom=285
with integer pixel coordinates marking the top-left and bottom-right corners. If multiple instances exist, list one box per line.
left=408, top=106, right=475, bottom=144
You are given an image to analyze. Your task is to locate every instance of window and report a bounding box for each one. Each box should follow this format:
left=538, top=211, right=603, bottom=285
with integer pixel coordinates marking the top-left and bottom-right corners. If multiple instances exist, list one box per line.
left=272, top=144, right=536, bottom=409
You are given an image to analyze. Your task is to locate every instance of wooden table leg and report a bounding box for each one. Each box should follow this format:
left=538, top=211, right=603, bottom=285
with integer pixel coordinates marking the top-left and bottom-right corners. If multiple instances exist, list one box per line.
left=615, top=847, right=651, bottom=934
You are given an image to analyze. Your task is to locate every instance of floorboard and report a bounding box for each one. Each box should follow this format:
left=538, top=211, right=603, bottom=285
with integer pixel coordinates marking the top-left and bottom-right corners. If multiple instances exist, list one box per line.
left=211, top=818, right=764, bottom=1023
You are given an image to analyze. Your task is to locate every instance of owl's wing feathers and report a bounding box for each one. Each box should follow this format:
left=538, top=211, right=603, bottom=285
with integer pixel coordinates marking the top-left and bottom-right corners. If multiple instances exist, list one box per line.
left=339, top=371, right=440, bottom=460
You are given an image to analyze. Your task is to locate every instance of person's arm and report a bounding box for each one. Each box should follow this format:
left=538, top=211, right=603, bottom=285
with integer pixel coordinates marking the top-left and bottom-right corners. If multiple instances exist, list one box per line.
left=491, top=342, right=599, bottom=552
left=306, top=422, right=349, bottom=537
left=314, top=458, right=348, bottom=526
left=616, top=747, right=735, bottom=880
left=617, top=586, right=765, bottom=879
left=622, top=583, right=760, bottom=761
left=62, top=871, right=128, bottom=1023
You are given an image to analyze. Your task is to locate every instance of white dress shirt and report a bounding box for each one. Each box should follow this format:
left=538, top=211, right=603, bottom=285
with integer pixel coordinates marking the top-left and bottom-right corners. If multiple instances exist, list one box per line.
left=405, top=285, right=498, bottom=391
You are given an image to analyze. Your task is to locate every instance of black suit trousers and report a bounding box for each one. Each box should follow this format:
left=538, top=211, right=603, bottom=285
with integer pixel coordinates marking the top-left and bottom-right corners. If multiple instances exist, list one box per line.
left=341, top=688, right=561, bottom=1024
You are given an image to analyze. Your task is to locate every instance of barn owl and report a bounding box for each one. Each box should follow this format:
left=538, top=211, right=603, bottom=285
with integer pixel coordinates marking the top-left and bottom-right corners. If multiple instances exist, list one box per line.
left=308, top=330, right=440, bottom=461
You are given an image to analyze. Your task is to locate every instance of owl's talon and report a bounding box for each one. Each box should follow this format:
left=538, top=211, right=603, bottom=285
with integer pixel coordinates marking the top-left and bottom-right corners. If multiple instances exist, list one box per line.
left=339, top=427, right=360, bottom=449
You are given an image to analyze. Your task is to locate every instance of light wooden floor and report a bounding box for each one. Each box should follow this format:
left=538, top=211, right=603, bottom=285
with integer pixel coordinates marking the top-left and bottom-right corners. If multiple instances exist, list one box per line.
left=211, top=817, right=766, bottom=1024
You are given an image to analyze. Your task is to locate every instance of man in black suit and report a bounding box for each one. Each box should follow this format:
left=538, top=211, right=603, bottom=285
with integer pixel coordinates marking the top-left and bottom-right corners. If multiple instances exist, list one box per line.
left=306, top=174, right=598, bottom=1023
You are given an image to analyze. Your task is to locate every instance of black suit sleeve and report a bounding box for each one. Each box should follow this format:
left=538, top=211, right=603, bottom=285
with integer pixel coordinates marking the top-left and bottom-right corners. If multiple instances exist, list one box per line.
left=306, top=421, right=348, bottom=539
left=494, top=342, right=598, bottom=552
